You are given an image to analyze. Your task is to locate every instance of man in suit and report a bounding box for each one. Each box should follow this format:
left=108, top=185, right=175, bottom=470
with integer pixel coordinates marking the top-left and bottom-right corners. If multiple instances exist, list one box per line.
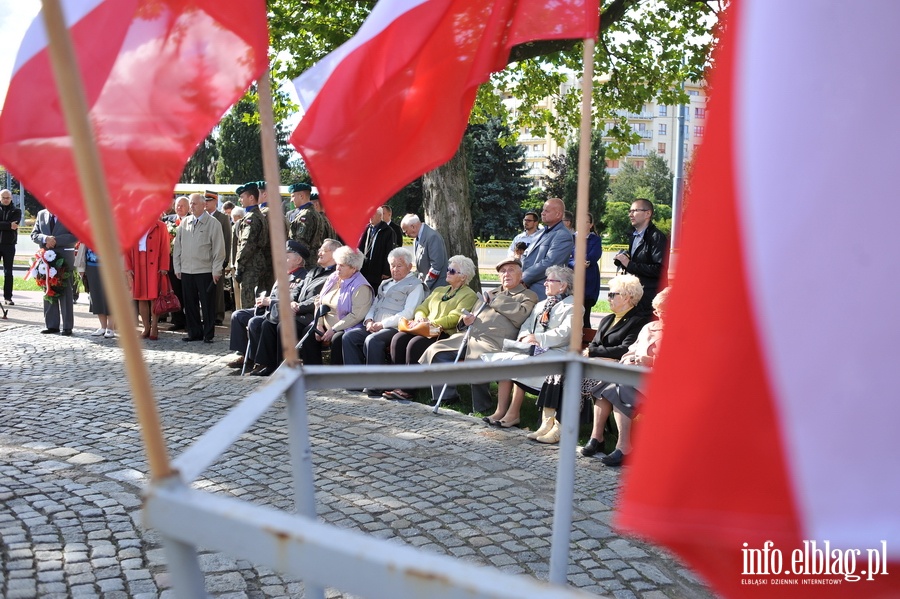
left=614, top=198, right=669, bottom=316
left=0, top=189, right=22, bottom=305
left=358, top=207, right=395, bottom=289
left=400, top=213, right=447, bottom=291
left=164, top=196, right=190, bottom=330
left=204, top=191, right=232, bottom=325
left=420, top=258, right=538, bottom=409
left=381, top=204, right=404, bottom=247
left=520, top=197, right=575, bottom=301
left=31, top=208, right=77, bottom=335
left=173, top=193, right=225, bottom=343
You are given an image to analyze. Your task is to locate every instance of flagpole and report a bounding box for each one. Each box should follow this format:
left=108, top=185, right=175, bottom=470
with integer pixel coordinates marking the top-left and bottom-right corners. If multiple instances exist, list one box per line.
left=39, top=0, right=172, bottom=479
left=257, top=71, right=298, bottom=366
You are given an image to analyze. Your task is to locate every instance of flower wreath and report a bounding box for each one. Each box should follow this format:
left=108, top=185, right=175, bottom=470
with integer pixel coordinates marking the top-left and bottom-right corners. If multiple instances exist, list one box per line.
left=26, top=248, right=73, bottom=303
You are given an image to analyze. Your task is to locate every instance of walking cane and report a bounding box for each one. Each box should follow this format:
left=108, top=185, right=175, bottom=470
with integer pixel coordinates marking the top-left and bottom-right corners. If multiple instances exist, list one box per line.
left=241, top=290, right=267, bottom=375
left=0, top=303, right=7, bottom=319
left=296, top=304, right=331, bottom=348
left=432, top=292, right=491, bottom=414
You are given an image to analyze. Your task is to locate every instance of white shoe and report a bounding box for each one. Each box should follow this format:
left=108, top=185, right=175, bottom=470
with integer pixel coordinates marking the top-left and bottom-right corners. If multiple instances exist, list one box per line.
left=90, top=328, right=105, bottom=336
left=104, top=329, right=116, bottom=338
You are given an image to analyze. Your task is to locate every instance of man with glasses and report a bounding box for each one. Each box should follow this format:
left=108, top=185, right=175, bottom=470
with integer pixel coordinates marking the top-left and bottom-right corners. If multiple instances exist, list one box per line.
left=0, top=189, right=21, bottom=305
left=508, top=211, right=541, bottom=257
left=614, top=198, right=668, bottom=316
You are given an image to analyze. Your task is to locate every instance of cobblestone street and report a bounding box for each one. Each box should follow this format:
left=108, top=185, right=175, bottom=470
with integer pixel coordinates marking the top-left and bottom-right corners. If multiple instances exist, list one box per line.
left=1, top=293, right=715, bottom=598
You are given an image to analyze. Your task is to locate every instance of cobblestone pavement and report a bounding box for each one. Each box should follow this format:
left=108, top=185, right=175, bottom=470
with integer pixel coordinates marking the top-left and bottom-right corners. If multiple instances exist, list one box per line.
left=0, top=293, right=716, bottom=598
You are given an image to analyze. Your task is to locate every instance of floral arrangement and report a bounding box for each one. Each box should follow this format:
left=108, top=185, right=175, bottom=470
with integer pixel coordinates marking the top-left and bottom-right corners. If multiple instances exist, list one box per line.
left=26, top=248, right=72, bottom=302
left=167, top=220, right=178, bottom=253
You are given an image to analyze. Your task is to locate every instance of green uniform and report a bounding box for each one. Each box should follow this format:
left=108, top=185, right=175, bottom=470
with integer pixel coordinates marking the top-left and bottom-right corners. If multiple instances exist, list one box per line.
left=235, top=206, right=272, bottom=307
left=290, top=206, right=328, bottom=255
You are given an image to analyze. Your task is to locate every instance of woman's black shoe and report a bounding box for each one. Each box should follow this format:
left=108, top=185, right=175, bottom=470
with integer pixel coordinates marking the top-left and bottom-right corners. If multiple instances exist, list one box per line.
left=580, top=438, right=604, bottom=457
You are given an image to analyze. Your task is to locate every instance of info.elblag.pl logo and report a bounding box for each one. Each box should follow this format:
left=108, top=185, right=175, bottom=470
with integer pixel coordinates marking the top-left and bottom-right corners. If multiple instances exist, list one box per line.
left=741, top=540, right=889, bottom=586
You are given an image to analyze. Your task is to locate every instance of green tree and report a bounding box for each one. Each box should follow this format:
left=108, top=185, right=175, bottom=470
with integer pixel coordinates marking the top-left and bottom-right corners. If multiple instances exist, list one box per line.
left=387, top=177, right=424, bottom=219
left=467, top=119, right=531, bottom=239
left=602, top=200, right=674, bottom=244
left=544, top=130, right=610, bottom=221
left=281, top=158, right=310, bottom=186
left=214, top=94, right=291, bottom=185
left=180, top=133, right=218, bottom=184
left=521, top=187, right=546, bottom=213
left=608, top=152, right=674, bottom=207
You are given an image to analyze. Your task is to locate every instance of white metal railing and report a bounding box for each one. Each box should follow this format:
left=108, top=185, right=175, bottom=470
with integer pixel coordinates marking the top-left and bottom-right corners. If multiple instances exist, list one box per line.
left=144, top=356, right=644, bottom=599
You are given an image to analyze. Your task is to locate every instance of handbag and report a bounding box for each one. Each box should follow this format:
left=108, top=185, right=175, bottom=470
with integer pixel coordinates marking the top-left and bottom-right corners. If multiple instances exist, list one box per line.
left=502, top=339, right=537, bottom=356
left=398, top=317, right=442, bottom=338
left=153, top=274, right=181, bottom=316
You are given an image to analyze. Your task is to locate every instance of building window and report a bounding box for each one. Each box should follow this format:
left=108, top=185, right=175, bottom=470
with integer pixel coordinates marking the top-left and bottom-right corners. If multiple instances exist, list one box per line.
left=694, top=126, right=704, bottom=137
left=658, top=105, right=668, bottom=117
left=632, top=160, right=645, bottom=169
left=658, top=123, right=667, bottom=136
left=658, top=142, right=666, bottom=154
left=688, top=90, right=700, bottom=96
left=606, top=159, right=620, bottom=168
left=695, top=107, right=706, bottom=118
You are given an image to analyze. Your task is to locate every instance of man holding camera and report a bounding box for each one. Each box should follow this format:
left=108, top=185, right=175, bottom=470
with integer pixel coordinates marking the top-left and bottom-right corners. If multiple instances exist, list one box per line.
left=614, top=198, right=669, bottom=316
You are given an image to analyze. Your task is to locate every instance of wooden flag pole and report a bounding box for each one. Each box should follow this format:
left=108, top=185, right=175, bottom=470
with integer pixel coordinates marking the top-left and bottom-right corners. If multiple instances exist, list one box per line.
left=258, top=71, right=299, bottom=366
left=40, top=0, right=172, bottom=479
left=569, top=37, right=596, bottom=353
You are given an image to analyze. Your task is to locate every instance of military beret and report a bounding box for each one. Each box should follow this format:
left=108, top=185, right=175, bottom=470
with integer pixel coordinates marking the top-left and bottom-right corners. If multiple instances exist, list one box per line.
left=235, top=185, right=245, bottom=195
left=256, top=180, right=267, bottom=191
left=241, top=181, right=259, bottom=192
left=285, top=240, right=310, bottom=260
left=288, top=182, right=312, bottom=193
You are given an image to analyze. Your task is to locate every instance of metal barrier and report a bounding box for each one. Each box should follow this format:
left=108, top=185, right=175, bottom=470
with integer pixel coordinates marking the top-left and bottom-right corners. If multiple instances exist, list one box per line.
left=143, top=355, right=643, bottom=599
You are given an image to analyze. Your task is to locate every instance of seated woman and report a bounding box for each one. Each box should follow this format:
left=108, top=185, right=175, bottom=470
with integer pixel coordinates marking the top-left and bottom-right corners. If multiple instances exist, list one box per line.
left=383, top=255, right=478, bottom=400
left=480, top=266, right=580, bottom=428
left=299, top=246, right=373, bottom=365
left=530, top=273, right=648, bottom=444
left=342, top=247, right=426, bottom=393
left=583, top=287, right=670, bottom=466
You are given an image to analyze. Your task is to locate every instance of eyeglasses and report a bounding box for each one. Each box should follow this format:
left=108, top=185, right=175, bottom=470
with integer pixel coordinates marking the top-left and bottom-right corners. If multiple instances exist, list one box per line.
left=544, top=279, right=561, bottom=284
left=447, top=268, right=459, bottom=275
left=608, top=292, right=623, bottom=299
left=523, top=218, right=536, bottom=223
left=628, top=209, right=650, bottom=214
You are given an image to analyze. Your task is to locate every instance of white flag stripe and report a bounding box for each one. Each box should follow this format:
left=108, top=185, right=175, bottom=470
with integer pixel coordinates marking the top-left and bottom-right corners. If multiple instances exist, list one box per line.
left=292, top=0, right=433, bottom=109
left=737, top=0, right=900, bottom=553
left=12, top=0, right=106, bottom=73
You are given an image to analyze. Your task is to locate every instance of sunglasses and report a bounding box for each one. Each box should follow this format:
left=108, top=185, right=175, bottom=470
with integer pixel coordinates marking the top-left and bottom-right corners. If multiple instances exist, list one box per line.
left=608, top=292, right=622, bottom=299
left=447, top=268, right=459, bottom=275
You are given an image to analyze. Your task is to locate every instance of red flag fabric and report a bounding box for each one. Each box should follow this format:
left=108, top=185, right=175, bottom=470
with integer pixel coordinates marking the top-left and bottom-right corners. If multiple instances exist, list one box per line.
left=290, top=0, right=598, bottom=243
left=0, top=0, right=268, bottom=250
left=616, top=0, right=900, bottom=596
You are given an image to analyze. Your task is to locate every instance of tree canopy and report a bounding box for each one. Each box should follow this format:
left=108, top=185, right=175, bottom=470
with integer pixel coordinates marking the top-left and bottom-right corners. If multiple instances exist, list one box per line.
left=607, top=151, right=674, bottom=207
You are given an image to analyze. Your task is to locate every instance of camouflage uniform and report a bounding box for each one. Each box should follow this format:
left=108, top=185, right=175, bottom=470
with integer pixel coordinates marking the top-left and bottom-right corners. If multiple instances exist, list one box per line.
left=290, top=204, right=329, bottom=255
left=235, top=206, right=272, bottom=308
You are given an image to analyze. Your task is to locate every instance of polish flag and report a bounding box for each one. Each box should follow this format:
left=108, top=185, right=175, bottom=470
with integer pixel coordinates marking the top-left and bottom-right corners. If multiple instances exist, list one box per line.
left=290, top=0, right=598, bottom=243
left=0, top=0, right=268, bottom=249
left=616, top=1, right=900, bottom=596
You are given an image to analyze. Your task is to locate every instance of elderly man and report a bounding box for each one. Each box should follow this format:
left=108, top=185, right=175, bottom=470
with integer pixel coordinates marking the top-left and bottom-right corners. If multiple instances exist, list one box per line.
left=342, top=247, right=426, bottom=393
left=400, top=213, right=447, bottom=291
left=358, top=207, right=395, bottom=289
left=205, top=190, right=232, bottom=325
left=247, top=238, right=342, bottom=376
left=173, top=193, right=225, bottom=343
left=520, top=197, right=574, bottom=301
left=420, top=258, right=538, bottom=409
left=0, top=189, right=22, bottom=305
left=234, top=182, right=273, bottom=308
left=31, top=208, right=77, bottom=334
left=164, top=196, right=191, bottom=330
left=227, top=240, right=309, bottom=374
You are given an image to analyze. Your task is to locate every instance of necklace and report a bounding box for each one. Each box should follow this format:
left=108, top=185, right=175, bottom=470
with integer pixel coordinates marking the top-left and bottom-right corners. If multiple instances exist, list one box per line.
left=441, top=286, right=460, bottom=301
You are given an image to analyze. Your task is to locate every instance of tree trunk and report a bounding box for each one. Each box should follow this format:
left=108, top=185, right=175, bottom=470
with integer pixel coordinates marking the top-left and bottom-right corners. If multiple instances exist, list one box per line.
left=422, top=142, right=481, bottom=291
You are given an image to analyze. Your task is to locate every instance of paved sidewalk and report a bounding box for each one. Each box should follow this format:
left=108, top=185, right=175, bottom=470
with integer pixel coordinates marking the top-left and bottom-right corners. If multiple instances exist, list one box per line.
left=0, top=293, right=715, bottom=599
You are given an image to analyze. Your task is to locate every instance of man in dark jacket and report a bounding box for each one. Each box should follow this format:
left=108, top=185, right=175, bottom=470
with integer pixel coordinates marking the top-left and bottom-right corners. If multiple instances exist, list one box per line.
left=614, top=198, right=669, bottom=316
left=0, top=189, right=22, bottom=305
left=357, top=207, right=395, bottom=289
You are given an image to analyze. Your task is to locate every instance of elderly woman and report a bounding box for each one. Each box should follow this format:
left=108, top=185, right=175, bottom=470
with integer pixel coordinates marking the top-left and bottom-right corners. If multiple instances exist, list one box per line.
left=342, top=247, right=426, bottom=392
left=480, top=266, right=580, bottom=428
left=382, top=255, right=478, bottom=400
left=299, top=246, right=373, bottom=365
left=582, top=287, right=670, bottom=466
left=529, top=273, right=649, bottom=444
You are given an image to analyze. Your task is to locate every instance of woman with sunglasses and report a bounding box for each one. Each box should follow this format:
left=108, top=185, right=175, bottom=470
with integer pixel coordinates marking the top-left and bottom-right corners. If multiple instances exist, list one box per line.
left=529, top=273, right=649, bottom=444
left=383, top=255, right=478, bottom=400
left=480, top=266, right=579, bottom=429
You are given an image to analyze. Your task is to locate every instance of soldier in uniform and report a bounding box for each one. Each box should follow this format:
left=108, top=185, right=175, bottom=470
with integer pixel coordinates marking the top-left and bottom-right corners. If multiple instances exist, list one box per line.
left=234, top=182, right=273, bottom=308
left=289, top=182, right=329, bottom=255
left=311, top=192, right=340, bottom=243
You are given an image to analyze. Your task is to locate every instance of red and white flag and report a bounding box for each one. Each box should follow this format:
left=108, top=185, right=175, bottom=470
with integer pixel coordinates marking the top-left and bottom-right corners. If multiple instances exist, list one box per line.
left=0, top=0, right=268, bottom=249
left=617, top=0, right=900, bottom=596
left=290, top=0, right=598, bottom=243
